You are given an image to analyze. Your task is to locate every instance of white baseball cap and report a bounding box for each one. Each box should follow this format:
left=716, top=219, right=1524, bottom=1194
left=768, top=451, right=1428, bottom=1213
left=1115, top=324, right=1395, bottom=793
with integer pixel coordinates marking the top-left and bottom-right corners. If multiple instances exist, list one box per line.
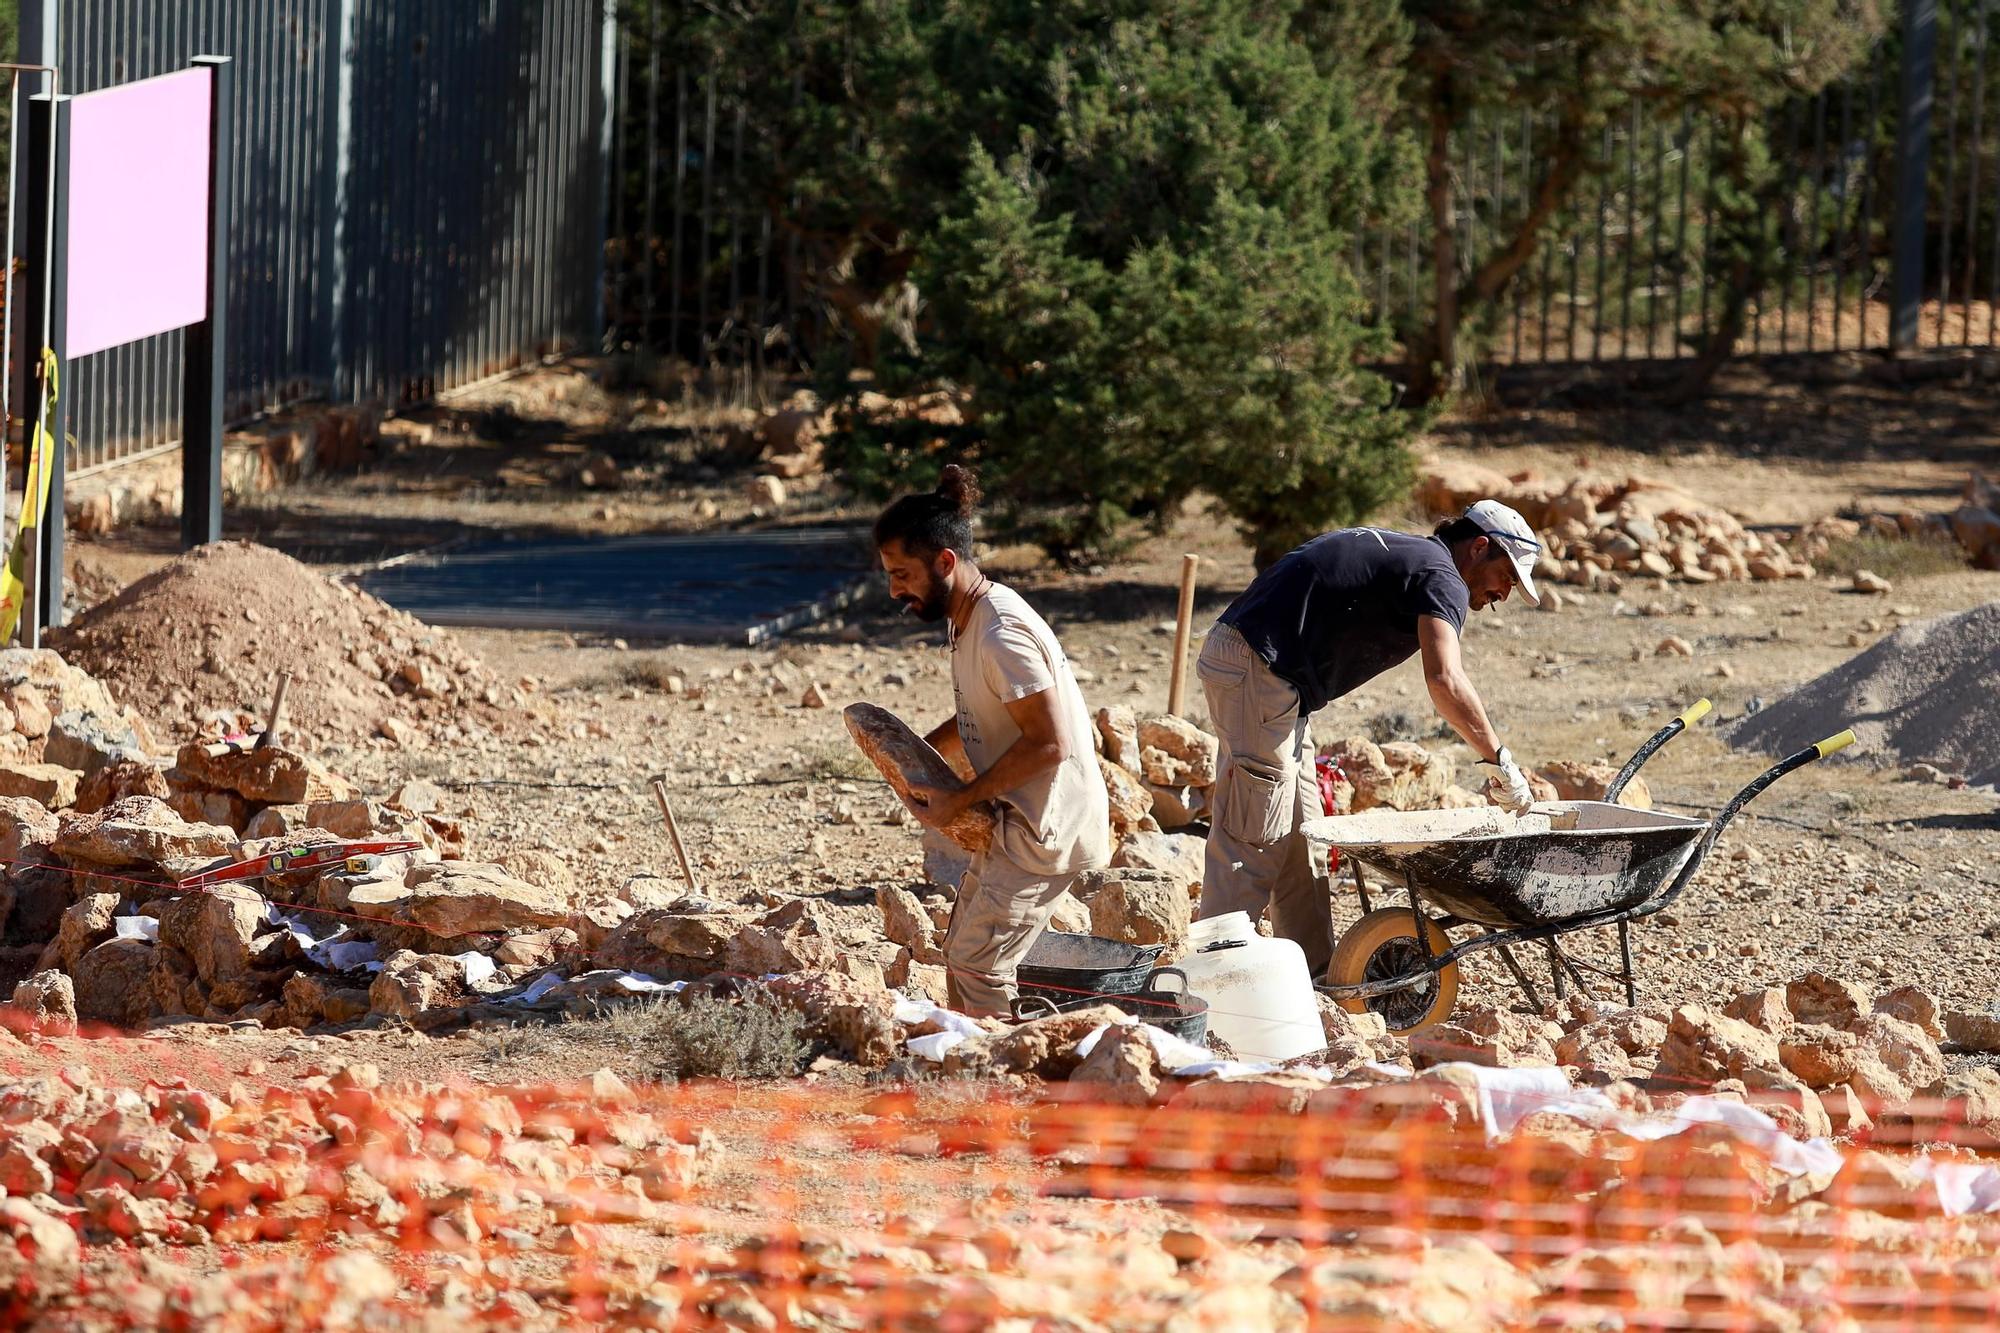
left=1464, top=499, right=1542, bottom=606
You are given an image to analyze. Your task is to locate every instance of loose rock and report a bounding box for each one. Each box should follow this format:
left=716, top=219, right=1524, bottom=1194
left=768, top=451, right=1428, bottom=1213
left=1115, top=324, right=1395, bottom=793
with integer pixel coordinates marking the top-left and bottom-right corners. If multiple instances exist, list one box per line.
left=843, top=703, right=995, bottom=853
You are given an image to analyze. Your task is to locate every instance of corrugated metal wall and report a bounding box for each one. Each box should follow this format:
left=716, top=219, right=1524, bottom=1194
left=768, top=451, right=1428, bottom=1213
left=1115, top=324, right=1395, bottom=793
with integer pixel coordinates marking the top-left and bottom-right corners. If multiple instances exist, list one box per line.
left=335, top=0, right=609, bottom=406
left=18, top=0, right=610, bottom=475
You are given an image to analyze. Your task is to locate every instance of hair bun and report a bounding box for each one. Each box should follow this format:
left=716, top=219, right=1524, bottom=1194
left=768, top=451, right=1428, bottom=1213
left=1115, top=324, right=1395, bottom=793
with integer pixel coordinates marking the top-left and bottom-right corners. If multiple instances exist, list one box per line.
left=935, top=464, right=982, bottom=518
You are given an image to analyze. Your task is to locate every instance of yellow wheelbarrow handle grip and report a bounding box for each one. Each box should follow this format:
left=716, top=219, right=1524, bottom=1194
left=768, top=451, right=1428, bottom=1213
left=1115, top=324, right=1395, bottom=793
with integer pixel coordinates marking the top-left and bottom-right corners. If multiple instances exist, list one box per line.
left=1813, top=729, right=1857, bottom=758
left=1676, top=698, right=1712, bottom=729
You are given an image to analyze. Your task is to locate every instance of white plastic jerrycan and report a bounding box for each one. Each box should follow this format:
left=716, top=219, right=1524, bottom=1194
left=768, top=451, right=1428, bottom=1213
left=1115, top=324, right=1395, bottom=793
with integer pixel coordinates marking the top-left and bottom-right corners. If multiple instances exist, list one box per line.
left=1175, top=911, right=1323, bottom=1062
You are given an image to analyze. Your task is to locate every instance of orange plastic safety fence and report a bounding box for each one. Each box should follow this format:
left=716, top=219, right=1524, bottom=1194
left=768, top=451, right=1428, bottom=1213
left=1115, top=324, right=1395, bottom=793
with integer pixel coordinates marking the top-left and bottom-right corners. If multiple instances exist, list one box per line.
left=8, top=1069, right=2000, bottom=1330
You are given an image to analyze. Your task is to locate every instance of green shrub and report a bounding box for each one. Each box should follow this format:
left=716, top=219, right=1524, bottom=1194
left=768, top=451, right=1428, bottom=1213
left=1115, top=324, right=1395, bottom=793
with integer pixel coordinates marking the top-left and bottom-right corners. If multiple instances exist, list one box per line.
left=831, top=0, right=1416, bottom=565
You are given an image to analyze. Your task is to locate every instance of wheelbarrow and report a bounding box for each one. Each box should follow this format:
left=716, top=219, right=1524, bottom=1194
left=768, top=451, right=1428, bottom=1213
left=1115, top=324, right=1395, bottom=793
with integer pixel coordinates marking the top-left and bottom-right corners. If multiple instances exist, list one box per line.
left=1300, top=700, right=1855, bottom=1033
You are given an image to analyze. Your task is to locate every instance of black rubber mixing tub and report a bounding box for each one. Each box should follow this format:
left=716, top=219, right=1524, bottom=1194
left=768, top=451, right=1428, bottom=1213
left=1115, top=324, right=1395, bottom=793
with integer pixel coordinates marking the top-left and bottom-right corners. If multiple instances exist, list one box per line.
left=1016, top=932, right=1165, bottom=1007
left=1115, top=968, right=1209, bottom=1045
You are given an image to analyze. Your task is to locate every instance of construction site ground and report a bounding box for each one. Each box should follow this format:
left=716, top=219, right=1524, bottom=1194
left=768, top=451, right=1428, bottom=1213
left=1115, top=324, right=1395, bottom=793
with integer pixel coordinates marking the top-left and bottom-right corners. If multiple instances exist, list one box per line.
left=62, top=357, right=2000, bottom=1029
left=39, top=358, right=2000, bottom=1324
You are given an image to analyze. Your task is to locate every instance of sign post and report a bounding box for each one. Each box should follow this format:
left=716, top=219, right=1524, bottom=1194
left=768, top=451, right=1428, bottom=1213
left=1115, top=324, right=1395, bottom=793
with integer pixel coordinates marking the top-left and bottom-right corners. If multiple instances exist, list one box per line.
left=8, top=55, right=231, bottom=643
left=20, top=90, right=69, bottom=643
left=181, top=55, right=231, bottom=549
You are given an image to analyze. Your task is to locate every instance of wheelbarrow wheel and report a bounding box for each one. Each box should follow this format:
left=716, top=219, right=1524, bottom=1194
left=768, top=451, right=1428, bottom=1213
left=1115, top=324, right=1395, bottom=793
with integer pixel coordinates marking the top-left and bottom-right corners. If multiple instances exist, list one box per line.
left=1328, top=908, right=1459, bottom=1035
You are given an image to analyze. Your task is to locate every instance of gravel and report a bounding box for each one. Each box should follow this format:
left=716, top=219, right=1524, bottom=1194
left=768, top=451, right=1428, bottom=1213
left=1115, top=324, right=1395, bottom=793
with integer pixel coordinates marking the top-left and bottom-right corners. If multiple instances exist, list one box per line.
left=1728, top=601, right=2000, bottom=786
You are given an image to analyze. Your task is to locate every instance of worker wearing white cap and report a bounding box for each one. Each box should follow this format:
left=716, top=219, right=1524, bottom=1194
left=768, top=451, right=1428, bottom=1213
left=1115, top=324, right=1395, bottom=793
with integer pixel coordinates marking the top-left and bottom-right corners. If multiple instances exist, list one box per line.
left=1194, top=500, right=1541, bottom=979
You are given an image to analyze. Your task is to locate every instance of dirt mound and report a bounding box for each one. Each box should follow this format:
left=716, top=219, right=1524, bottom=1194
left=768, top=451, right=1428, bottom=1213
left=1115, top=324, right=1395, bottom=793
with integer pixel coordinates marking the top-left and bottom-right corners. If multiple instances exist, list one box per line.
left=1728, top=601, right=2000, bottom=786
left=50, top=541, right=504, bottom=746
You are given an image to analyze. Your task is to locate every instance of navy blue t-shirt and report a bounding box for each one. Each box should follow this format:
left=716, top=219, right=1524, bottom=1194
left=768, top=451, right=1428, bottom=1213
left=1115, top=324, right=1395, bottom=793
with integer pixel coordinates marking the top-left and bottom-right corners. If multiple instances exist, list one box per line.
left=1217, top=528, right=1470, bottom=715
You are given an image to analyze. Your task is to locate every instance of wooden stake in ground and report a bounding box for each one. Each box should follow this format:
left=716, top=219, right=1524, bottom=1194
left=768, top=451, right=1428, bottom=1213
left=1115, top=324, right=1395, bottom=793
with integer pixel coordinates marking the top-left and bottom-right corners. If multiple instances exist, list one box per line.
left=1167, top=553, right=1199, bottom=717
left=650, top=776, right=702, bottom=894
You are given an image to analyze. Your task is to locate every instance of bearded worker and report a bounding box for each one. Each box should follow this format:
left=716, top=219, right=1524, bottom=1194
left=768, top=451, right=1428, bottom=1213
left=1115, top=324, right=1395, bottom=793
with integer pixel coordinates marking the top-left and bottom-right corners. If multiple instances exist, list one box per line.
left=1197, top=500, right=1544, bottom=978
left=873, top=465, right=1110, bottom=1017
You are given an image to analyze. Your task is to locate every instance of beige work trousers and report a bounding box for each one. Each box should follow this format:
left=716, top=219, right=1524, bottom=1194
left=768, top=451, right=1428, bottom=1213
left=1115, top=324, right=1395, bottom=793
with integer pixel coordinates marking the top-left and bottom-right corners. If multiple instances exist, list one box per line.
left=1195, top=623, right=1335, bottom=979
left=942, top=844, right=1081, bottom=1018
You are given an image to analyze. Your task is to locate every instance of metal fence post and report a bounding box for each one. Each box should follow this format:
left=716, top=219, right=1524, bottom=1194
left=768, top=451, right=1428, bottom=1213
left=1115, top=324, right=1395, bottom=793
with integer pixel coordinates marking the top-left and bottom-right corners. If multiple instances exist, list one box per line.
left=1891, top=0, right=1939, bottom=354
left=12, top=1, right=56, bottom=420
left=22, top=91, right=69, bottom=640
left=182, top=56, right=232, bottom=550
left=596, top=0, right=619, bottom=345
left=322, top=0, right=358, bottom=402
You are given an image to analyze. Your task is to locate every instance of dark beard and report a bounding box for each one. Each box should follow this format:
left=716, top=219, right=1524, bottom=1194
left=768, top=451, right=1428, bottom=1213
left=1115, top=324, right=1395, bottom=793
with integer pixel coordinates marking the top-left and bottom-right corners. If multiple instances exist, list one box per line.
left=901, top=584, right=950, bottom=622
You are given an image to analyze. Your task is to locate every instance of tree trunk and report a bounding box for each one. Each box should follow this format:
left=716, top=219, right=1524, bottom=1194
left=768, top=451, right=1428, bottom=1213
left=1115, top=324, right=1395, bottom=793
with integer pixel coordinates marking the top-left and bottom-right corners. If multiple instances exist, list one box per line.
left=1456, top=127, right=1589, bottom=314
left=1669, top=255, right=1753, bottom=402
left=1670, top=119, right=1771, bottom=403
left=1403, top=115, right=1589, bottom=403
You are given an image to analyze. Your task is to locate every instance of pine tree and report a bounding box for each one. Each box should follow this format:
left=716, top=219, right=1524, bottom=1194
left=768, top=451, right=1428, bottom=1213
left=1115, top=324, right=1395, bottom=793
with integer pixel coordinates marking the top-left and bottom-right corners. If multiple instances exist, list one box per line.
left=850, top=0, right=1415, bottom=564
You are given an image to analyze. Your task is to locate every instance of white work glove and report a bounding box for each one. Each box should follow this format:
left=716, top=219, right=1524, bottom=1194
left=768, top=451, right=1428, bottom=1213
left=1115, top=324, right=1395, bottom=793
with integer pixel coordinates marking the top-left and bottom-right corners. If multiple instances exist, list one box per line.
left=1488, top=747, right=1535, bottom=815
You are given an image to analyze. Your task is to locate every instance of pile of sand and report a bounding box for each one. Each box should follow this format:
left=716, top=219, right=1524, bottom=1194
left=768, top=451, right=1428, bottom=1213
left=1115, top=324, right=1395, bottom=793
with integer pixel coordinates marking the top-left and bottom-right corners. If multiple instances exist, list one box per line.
left=50, top=541, right=505, bottom=746
left=1729, top=601, right=2000, bottom=787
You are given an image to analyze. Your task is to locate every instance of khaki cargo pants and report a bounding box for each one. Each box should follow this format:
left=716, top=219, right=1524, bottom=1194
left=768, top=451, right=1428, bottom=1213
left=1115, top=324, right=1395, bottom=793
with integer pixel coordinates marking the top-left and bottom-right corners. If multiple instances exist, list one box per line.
left=942, top=843, right=1080, bottom=1018
left=1195, top=623, right=1335, bottom=979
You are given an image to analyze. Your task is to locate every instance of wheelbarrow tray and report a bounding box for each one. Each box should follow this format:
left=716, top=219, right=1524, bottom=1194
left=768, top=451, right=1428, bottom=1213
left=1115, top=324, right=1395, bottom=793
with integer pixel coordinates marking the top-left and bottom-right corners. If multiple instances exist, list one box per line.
left=1301, top=802, right=1708, bottom=930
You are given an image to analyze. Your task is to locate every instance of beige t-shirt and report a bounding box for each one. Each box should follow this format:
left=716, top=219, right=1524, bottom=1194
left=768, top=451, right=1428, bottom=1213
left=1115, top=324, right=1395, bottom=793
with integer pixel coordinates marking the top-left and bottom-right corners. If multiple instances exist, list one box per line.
left=951, top=583, right=1111, bottom=877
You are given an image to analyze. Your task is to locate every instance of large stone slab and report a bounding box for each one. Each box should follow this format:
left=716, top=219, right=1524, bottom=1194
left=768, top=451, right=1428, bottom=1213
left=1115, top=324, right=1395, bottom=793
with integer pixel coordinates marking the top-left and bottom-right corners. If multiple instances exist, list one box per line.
left=53, top=797, right=238, bottom=870
left=1095, top=705, right=1141, bottom=771
left=156, top=885, right=275, bottom=986
left=9, top=969, right=76, bottom=1034
left=0, top=796, right=59, bottom=862
left=73, top=937, right=158, bottom=1027
left=0, top=764, right=79, bottom=809
left=722, top=899, right=888, bottom=984
left=0, top=648, right=130, bottom=722
left=368, top=949, right=467, bottom=1019
left=1785, top=971, right=1871, bottom=1030
left=173, top=742, right=354, bottom=806
left=345, top=860, right=573, bottom=945
left=1110, top=831, right=1204, bottom=898
left=876, top=884, right=943, bottom=963
left=73, top=760, right=171, bottom=815
left=44, top=710, right=147, bottom=776
left=1321, top=737, right=1454, bottom=812
left=1099, top=758, right=1155, bottom=837
left=1946, top=1008, right=2000, bottom=1053
left=1537, top=760, right=1652, bottom=810
left=1070, top=866, right=1190, bottom=956
left=37, top=893, right=119, bottom=973
left=1137, top=715, right=1218, bottom=788
left=843, top=703, right=994, bottom=853
left=590, top=903, right=753, bottom=976
left=1655, top=1003, right=1787, bottom=1087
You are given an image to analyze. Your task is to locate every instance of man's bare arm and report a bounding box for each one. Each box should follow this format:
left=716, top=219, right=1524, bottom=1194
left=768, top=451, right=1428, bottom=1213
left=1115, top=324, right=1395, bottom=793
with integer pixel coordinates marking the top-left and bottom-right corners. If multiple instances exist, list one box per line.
left=952, top=688, right=1066, bottom=807
left=924, top=719, right=970, bottom=773
left=909, top=689, right=1066, bottom=828
left=1419, top=615, right=1504, bottom=762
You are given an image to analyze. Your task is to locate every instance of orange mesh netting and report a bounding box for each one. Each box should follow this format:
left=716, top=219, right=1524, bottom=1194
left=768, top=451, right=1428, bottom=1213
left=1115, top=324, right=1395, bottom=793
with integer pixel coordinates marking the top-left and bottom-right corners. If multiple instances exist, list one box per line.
left=7, top=1060, right=1999, bottom=1330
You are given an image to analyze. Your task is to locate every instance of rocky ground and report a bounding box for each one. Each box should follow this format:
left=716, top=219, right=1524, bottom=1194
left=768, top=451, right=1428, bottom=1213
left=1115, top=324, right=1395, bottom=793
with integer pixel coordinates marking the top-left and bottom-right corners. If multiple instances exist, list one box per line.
left=0, top=359, right=1992, bottom=1328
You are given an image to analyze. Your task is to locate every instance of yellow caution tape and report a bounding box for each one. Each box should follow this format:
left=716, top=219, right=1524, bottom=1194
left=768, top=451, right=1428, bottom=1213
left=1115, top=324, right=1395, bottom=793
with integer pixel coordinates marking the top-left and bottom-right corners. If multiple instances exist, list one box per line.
left=1676, top=698, right=1713, bottom=729
left=1813, top=729, right=1857, bottom=758
left=0, top=349, right=59, bottom=644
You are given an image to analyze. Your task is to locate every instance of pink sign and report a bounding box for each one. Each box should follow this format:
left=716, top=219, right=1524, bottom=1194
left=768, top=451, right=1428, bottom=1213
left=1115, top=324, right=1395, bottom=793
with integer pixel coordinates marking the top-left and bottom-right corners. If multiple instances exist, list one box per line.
left=63, top=67, right=212, bottom=359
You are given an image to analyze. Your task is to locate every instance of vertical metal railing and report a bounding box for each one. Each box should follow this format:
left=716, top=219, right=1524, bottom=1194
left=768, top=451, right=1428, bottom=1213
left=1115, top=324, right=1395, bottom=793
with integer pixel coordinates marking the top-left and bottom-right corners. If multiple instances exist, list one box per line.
left=593, top=10, right=2000, bottom=382
left=1340, top=3, right=2000, bottom=372
left=604, top=24, right=788, bottom=398
left=13, top=0, right=609, bottom=477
